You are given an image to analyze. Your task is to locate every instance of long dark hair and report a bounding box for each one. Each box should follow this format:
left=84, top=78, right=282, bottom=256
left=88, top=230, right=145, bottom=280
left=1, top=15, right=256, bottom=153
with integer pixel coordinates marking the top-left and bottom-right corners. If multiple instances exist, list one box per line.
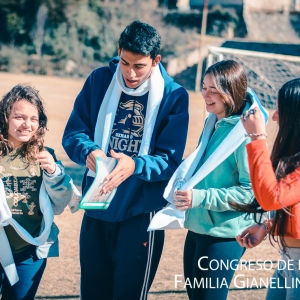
left=232, top=78, right=300, bottom=250
left=204, top=60, right=247, bottom=117
left=0, top=84, right=48, bottom=163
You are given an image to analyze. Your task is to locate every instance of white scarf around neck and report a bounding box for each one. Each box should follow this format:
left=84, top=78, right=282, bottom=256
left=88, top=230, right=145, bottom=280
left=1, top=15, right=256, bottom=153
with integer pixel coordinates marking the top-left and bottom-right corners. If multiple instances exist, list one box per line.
left=148, top=88, right=269, bottom=231
left=87, top=63, right=165, bottom=177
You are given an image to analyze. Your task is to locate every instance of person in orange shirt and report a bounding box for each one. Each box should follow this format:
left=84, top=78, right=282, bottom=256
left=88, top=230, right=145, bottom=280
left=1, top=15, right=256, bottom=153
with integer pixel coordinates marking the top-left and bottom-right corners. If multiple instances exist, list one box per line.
left=233, top=78, right=300, bottom=300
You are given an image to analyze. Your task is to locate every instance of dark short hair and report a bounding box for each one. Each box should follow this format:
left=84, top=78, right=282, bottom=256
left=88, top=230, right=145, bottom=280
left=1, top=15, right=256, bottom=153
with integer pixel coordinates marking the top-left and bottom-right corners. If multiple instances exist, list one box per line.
left=0, top=84, right=48, bottom=162
left=204, top=60, right=247, bottom=117
left=118, top=20, right=161, bottom=60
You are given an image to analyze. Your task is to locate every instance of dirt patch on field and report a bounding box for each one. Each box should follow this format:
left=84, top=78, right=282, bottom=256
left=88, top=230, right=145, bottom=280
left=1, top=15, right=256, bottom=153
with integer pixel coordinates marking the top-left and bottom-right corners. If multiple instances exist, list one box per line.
left=0, top=72, right=280, bottom=300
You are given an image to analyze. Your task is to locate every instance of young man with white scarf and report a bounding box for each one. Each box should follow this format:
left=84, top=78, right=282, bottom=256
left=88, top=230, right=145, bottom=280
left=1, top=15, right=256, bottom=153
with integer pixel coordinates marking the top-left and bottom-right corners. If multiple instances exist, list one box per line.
left=62, top=20, right=189, bottom=300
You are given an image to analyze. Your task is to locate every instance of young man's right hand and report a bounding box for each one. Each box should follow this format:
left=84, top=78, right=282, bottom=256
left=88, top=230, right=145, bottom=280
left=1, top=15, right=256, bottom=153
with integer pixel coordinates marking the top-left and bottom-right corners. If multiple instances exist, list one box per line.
left=86, top=149, right=107, bottom=172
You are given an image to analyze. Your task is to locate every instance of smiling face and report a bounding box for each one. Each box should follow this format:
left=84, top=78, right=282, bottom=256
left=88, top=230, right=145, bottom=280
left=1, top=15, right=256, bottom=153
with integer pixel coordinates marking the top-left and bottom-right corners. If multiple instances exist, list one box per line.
left=118, top=48, right=161, bottom=88
left=7, top=100, right=39, bottom=148
left=202, top=74, right=226, bottom=120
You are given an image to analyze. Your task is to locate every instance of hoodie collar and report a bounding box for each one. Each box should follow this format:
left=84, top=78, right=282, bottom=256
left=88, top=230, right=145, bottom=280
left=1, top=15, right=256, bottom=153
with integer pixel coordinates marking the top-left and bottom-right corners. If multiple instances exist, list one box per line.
left=217, top=100, right=251, bottom=126
left=216, top=88, right=268, bottom=126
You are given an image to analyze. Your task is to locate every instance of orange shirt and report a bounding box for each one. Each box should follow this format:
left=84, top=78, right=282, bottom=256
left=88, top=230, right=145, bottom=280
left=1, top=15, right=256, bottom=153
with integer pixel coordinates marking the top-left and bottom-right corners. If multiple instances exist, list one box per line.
left=247, top=140, right=300, bottom=239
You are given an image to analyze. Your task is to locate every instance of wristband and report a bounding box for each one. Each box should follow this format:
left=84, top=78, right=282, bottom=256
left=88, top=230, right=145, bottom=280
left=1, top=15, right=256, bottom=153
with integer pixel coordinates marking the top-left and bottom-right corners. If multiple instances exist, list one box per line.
left=245, top=133, right=267, bottom=138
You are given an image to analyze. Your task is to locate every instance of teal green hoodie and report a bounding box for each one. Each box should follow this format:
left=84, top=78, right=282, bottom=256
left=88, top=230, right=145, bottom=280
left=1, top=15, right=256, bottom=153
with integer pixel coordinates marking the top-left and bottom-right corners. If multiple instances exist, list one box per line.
left=184, top=104, right=254, bottom=238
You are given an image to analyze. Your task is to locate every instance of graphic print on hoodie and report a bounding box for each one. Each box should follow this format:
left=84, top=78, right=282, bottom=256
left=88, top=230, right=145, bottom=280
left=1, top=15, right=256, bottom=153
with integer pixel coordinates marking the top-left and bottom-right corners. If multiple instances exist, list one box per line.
left=107, top=92, right=148, bottom=157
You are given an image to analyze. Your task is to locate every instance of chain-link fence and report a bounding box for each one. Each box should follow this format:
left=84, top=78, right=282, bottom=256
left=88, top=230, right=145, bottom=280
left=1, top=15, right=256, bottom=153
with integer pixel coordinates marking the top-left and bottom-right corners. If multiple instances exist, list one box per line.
left=207, top=46, right=300, bottom=109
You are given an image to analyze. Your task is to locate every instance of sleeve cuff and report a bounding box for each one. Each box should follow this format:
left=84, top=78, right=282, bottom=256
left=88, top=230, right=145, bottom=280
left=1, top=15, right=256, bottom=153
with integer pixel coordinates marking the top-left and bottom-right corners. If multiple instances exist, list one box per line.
left=87, top=145, right=102, bottom=156
left=44, top=164, right=62, bottom=178
left=132, top=157, right=142, bottom=175
left=246, top=139, right=268, bottom=152
left=192, top=189, right=206, bottom=208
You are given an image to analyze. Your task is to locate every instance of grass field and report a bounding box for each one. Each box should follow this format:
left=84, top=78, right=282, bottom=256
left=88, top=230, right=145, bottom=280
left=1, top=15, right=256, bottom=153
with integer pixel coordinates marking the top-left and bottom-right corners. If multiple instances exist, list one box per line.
left=0, top=72, right=280, bottom=300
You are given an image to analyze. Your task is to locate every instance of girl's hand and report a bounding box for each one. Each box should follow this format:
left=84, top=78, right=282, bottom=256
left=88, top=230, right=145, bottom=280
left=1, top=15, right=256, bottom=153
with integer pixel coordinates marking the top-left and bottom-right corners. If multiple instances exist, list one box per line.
left=236, top=223, right=267, bottom=249
left=241, top=106, right=267, bottom=141
left=36, top=151, right=56, bottom=174
left=173, top=190, right=193, bottom=211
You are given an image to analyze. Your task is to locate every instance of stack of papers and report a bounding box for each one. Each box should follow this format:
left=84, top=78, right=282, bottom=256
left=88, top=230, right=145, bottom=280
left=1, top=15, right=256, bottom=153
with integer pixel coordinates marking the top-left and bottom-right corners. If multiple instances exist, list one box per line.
left=79, top=156, right=117, bottom=210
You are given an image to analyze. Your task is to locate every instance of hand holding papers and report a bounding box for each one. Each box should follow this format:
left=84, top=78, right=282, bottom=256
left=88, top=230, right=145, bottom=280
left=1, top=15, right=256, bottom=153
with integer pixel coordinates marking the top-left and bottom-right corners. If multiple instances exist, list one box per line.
left=79, top=156, right=118, bottom=210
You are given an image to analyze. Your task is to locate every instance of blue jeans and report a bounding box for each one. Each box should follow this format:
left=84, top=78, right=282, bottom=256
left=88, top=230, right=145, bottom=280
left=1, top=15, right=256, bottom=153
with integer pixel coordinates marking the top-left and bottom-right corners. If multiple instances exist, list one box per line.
left=184, top=231, right=245, bottom=300
left=0, top=245, right=47, bottom=300
left=266, top=247, right=300, bottom=300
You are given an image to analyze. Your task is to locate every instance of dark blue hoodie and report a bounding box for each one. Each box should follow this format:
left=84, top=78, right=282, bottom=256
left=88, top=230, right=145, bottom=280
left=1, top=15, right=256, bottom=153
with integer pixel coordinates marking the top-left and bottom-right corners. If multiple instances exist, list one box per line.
left=62, top=57, right=189, bottom=222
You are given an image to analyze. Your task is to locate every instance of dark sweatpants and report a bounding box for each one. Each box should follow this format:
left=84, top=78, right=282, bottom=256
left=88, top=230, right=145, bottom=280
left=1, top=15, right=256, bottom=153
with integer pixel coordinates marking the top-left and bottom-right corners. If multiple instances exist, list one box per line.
left=80, top=212, right=164, bottom=300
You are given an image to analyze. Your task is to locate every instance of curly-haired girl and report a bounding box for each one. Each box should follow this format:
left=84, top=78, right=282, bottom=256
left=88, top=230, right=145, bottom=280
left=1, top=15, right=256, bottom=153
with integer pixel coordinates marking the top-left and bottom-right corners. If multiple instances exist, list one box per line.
left=0, top=84, right=76, bottom=300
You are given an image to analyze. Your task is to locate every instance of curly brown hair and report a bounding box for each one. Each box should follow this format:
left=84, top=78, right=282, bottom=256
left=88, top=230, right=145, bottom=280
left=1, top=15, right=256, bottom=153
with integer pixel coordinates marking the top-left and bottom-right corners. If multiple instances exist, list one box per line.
left=0, top=84, right=48, bottom=163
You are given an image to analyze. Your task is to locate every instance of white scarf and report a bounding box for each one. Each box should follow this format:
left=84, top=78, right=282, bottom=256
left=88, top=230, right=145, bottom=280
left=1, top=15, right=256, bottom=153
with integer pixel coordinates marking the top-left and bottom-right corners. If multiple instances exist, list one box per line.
left=0, top=170, right=81, bottom=285
left=148, top=88, right=269, bottom=231
left=87, top=63, right=165, bottom=177
left=0, top=179, right=53, bottom=285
